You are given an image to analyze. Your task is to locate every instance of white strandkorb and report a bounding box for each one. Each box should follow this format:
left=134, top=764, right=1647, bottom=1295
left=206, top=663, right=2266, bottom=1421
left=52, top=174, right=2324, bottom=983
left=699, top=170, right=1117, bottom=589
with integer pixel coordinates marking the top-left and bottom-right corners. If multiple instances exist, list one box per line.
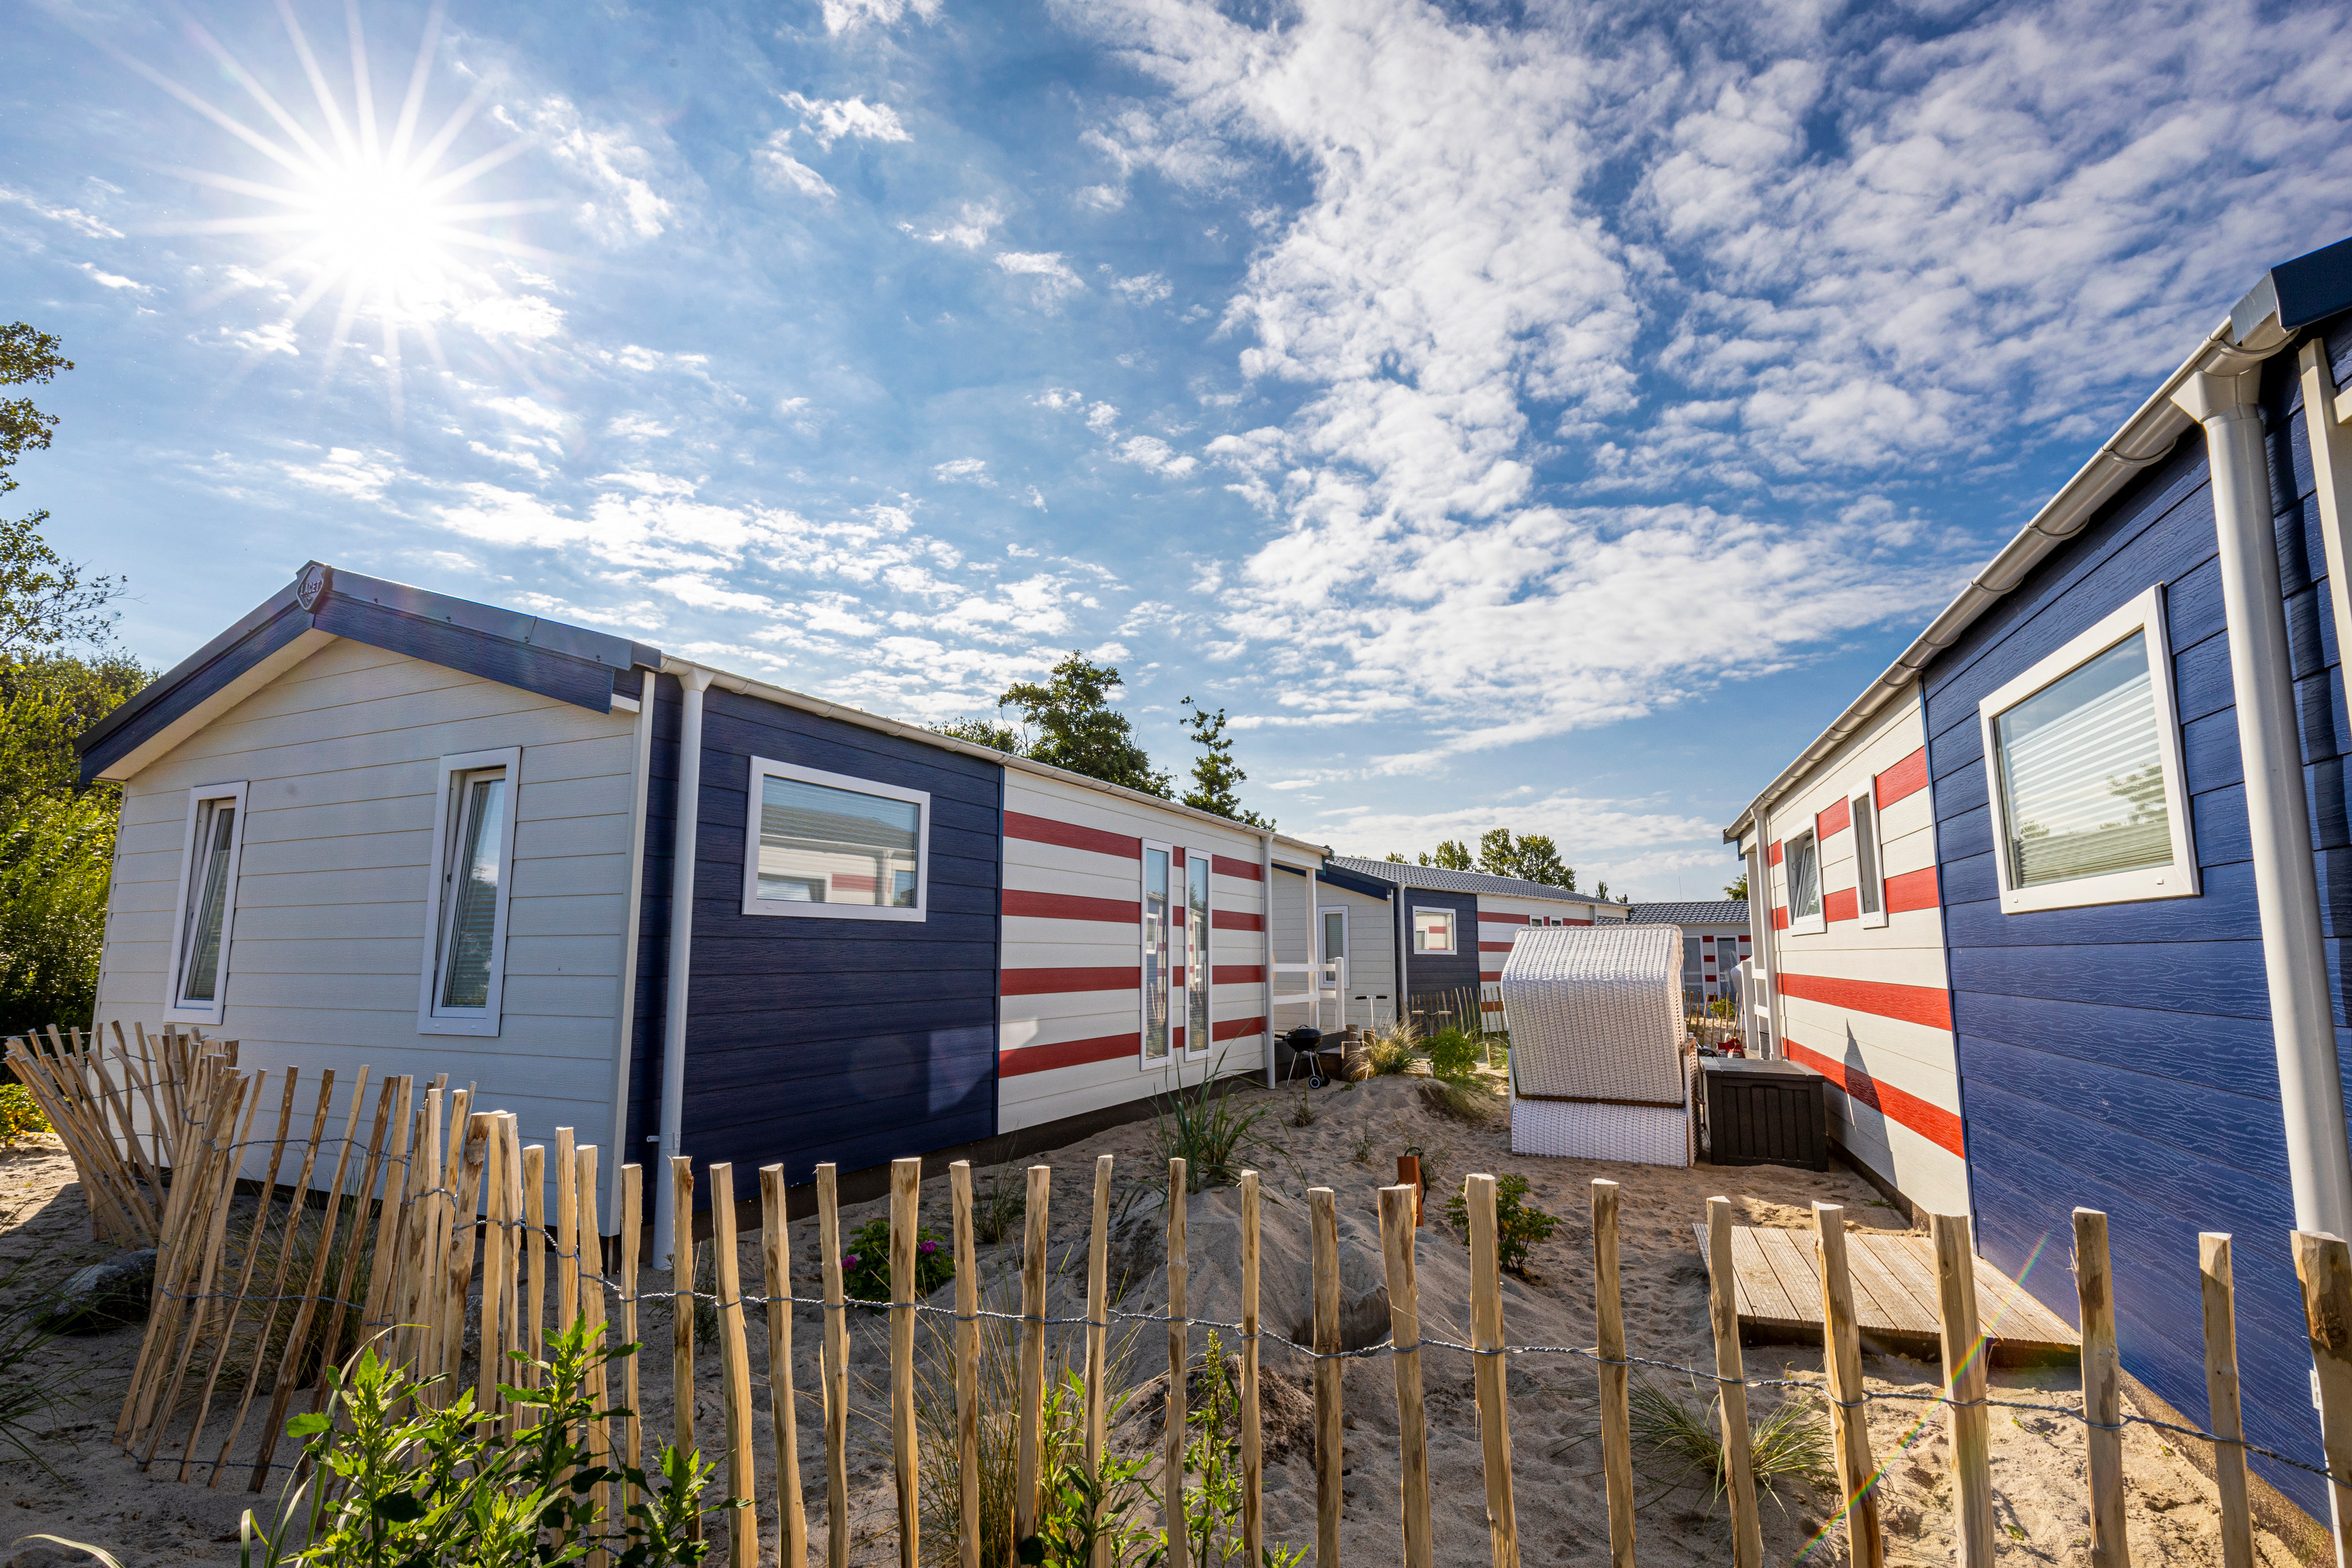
left=1499, top=924, right=1693, bottom=1166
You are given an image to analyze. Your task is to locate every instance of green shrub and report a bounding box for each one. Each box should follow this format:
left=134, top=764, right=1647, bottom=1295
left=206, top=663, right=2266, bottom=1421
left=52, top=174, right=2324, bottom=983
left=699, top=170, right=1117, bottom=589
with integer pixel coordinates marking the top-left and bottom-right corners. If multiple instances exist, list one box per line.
left=1152, top=1054, right=1271, bottom=1191
left=0, top=1080, right=48, bottom=1145
left=1359, top=1022, right=1419, bottom=1077
left=1629, top=1375, right=1834, bottom=1509
left=1419, top=1078, right=1500, bottom=1125
left=1443, top=1173, right=1561, bottom=1278
left=840, top=1216, right=953, bottom=1306
left=1162, top=1330, right=1307, bottom=1568
left=1421, top=1028, right=1482, bottom=1082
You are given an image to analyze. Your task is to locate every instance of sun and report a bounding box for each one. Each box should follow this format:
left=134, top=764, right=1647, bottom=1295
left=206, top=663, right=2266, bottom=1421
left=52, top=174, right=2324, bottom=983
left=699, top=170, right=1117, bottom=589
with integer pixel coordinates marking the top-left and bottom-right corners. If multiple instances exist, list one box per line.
left=140, top=2, right=556, bottom=414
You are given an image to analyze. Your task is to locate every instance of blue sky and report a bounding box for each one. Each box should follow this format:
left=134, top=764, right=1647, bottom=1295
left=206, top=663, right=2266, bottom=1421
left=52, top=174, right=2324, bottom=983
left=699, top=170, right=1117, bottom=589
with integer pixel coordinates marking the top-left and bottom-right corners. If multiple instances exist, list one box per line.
left=7, top=0, right=2350, bottom=898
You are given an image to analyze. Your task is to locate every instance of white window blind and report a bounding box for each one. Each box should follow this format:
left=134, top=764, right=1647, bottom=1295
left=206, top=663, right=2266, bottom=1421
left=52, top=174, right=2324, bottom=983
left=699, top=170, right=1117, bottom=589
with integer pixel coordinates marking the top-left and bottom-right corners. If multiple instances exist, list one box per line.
left=434, top=769, right=509, bottom=1011
left=176, top=798, right=238, bottom=1007
left=1993, top=631, right=2172, bottom=889
left=1787, top=832, right=1821, bottom=920
left=1853, top=793, right=1882, bottom=916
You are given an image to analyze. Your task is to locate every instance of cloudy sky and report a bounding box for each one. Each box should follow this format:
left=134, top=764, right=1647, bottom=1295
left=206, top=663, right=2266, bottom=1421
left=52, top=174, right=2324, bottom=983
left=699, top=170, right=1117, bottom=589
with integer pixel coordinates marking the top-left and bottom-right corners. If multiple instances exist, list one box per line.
left=7, top=0, right=2348, bottom=898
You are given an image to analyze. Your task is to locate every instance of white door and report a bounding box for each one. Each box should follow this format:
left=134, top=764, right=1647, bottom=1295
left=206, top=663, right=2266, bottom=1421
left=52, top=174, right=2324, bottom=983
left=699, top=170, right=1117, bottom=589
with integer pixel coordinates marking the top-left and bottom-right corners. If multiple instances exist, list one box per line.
left=1318, top=906, right=1348, bottom=1028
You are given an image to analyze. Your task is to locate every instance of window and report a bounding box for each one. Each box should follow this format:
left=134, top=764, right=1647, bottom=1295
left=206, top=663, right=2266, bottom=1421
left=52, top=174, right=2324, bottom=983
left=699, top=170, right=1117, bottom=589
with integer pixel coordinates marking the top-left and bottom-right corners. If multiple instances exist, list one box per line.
left=1978, top=585, right=2198, bottom=913
left=1413, top=906, right=1456, bottom=954
left=1185, top=851, right=1211, bottom=1058
left=1142, top=844, right=1172, bottom=1062
left=1851, top=789, right=1887, bottom=929
left=740, top=757, right=931, bottom=922
left=165, top=783, right=249, bottom=1025
left=419, top=749, right=521, bottom=1036
left=1784, top=829, right=1823, bottom=935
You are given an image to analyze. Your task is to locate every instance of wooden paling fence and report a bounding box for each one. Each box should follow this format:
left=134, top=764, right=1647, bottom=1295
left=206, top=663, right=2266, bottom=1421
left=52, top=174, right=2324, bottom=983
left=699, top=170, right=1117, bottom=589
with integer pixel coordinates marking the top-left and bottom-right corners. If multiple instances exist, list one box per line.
left=5, top=1023, right=234, bottom=1245
left=25, top=1033, right=2352, bottom=1565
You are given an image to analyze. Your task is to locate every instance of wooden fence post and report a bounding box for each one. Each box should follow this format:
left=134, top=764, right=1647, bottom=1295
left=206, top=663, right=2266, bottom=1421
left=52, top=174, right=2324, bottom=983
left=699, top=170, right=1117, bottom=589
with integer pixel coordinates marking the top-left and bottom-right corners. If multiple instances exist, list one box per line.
left=523, top=1142, right=546, bottom=1401
left=2291, top=1229, right=2352, bottom=1563
left=1380, top=1183, right=1433, bottom=1568
left=952, top=1160, right=982, bottom=1568
left=1465, top=1174, right=1519, bottom=1568
left=558, top=1127, right=579, bottom=1338
left=578, top=1146, right=612, bottom=1568
left=763, top=1163, right=809, bottom=1568
left=1166, top=1157, right=1190, bottom=1568
left=1241, top=1169, right=1264, bottom=1567
left=477, top=1120, right=510, bottom=1419
left=1811, top=1203, right=1882, bottom=1568
left=1087, top=1153, right=1112, bottom=1568
left=891, top=1157, right=922, bottom=1568
left=670, top=1155, right=698, bottom=1486
left=619, top=1163, right=643, bottom=1483
left=708, top=1162, right=758, bottom=1568
left=1705, top=1197, right=1762, bottom=1568
left=1310, top=1186, right=1341, bottom=1568
left=818, top=1161, right=850, bottom=1568
left=1592, top=1179, right=1633, bottom=1568
left=2074, top=1209, right=2127, bottom=1568
left=1018, top=1163, right=1052, bottom=1548
left=1932, top=1212, right=1994, bottom=1568
left=2199, top=1233, right=2254, bottom=1568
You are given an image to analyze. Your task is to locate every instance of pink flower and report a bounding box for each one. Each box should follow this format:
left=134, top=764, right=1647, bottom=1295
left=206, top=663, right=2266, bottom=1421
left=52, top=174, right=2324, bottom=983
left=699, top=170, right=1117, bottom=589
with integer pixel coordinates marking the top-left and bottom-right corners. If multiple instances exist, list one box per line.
left=842, top=1254, right=859, bottom=1269
left=919, top=1240, right=938, bottom=1254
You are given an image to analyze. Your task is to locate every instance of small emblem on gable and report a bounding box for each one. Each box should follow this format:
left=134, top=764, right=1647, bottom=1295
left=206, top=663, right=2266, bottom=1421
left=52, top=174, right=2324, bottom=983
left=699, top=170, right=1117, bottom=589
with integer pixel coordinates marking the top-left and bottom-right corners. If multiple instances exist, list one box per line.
left=296, top=562, right=331, bottom=612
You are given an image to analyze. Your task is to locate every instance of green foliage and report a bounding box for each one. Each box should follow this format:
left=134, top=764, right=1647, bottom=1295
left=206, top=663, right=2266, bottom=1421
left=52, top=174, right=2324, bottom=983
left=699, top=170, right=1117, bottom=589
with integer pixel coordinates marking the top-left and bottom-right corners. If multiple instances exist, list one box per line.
left=934, top=717, right=1028, bottom=755
left=1358, top=1021, right=1419, bottom=1077
left=1420, top=1027, right=1481, bottom=1083
left=1419, top=840, right=1472, bottom=870
left=1162, top=1330, right=1307, bottom=1568
left=840, top=1215, right=953, bottom=1306
left=0, top=789, right=116, bottom=1036
left=0, top=324, right=72, bottom=497
left=1627, top=1376, right=1834, bottom=1511
left=1418, top=1078, right=1500, bottom=1126
left=1178, top=699, right=1271, bottom=829
left=1474, top=828, right=1573, bottom=889
left=1443, top=1173, right=1560, bottom=1278
left=1014, top=1422, right=1157, bottom=1567
left=995, top=654, right=1170, bottom=797
left=1152, top=1058, right=1272, bottom=1192
left=240, top=1321, right=734, bottom=1567
left=1723, top=871, right=1748, bottom=901
left=0, top=1080, right=49, bottom=1145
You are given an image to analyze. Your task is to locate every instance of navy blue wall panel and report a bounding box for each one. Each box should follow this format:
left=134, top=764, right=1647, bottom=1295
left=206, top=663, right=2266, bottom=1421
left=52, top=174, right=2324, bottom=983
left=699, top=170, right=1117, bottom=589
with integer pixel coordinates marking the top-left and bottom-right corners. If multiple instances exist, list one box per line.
left=1402, top=889, right=1479, bottom=1013
left=675, top=686, right=1003, bottom=1190
left=1922, top=323, right=2352, bottom=1514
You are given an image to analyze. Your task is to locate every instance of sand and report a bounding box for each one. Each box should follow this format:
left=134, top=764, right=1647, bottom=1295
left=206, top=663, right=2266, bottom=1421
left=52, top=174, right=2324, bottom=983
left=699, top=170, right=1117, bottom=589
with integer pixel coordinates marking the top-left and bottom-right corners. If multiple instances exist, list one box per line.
left=0, top=1070, right=2325, bottom=1566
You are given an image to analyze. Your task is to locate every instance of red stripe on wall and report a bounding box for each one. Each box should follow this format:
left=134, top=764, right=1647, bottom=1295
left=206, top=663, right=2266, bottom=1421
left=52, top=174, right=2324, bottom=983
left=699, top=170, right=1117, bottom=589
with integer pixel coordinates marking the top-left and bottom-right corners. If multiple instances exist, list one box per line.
left=1003, top=889, right=1136, bottom=924
left=1767, top=840, right=1784, bottom=866
left=1772, top=905, right=1789, bottom=931
left=1885, top=865, right=1940, bottom=913
left=1824, top=887, right=1859, bottom=924
left=1875, top=747, right=1929, bottom=809
left=1001, top=965, right=1140, bottom=996
left=1776, top=971, right=1952, bottom=1031
left=1211, top=1014, right=1268, bottom=1041
left=1782, top=1038, right=1966, bottom=1158
left=1006, top=812, right=1141, bottom=860
left=1479, top=971, right=1504, bottom=983
left=1482, top=912, right=1530, bottom=925
left=1000, top=1033, right=1139, bottom=1076
left=1211, top=909, right=1264, bottom=931
left=1478, top=941, right=1516, bottom=953
left=1213, top=965, right=1265, bottom=985
left=1210, top=854, right=1263, bottom=882
left=1817, top=797, right=1851, bottom=839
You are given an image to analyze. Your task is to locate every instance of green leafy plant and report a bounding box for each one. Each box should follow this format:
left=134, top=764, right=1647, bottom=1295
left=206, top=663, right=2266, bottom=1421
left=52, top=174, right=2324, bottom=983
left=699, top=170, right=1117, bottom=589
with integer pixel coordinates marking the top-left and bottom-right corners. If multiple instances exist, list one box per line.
left=1359, top=1025, right=1419, bottom=1077
left=1152, top=1055, right=1271, bottom=1192
left=972, top=1166, right=1026, bottom=1245
left=0, top=1080, right=48, bottom=1145
left=1628, top=1375, right=1835, bottom=1511
left=1162, top=1331, right=1307, bottom=1568
left=1014, top=1401, right=1158, bottom=1568
left=239, top=1321, right=732, bottom=1567
left=1420, top=1028, right=1482, bottom=1083
left=1418, top=1077, right=1500, bottom=1125
left=841, top=1216, right=953, bottom=1306
left=1443, top=1173, right=1560, bottom=1278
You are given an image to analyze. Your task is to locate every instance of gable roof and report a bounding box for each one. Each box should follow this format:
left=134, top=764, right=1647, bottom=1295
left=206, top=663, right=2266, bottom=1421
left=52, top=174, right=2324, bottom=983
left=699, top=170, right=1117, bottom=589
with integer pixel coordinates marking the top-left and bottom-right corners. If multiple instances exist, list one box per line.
left=1326, top=855, right=1610, bottom=906
left=1626, top=900, right=1748, bottom=927
left=78, top=561, right=662, bottom=785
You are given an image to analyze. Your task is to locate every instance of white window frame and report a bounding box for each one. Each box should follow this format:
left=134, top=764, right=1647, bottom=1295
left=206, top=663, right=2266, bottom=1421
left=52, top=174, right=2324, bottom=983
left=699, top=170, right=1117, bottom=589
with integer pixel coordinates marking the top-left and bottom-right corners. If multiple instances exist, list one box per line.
left=1850, top=782, right=1889, bottom=930
left=1977, top=585, right=2198, bottom=915
left=1139, top=839, right=1175, bottom=1069
left=162, top=782, right=249, bottom=1026
left=1411, top=905, right=1457, bottom=956
left=1784, top=829, right=1824, bottom=935
left=1183, top=847, right=1214, bottom=1061
left=417, top=747, right=522, bottom=1038
left=739, top=756, right=931, bottom=923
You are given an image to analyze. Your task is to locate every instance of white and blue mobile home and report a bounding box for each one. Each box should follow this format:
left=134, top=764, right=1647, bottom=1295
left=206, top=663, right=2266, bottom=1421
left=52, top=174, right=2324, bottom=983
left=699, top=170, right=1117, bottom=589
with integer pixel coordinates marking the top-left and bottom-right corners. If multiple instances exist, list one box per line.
left=78, top=563, right=1333, bottom=1261
left=1729, top=234, right=2352, bottom=1518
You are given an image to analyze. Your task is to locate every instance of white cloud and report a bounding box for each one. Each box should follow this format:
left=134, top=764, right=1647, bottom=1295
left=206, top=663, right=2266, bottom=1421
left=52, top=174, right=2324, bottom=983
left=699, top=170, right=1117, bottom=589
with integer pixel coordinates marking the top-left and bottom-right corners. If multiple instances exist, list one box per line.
left=456, top=294, right=564, bottom=340
left=780, top=93, right=913, bottom=150
left=507, top=96, right=676, bottom=242
left=1114, top=435, right=1198, bottom=478
left=76, top=263, right=147, bottom=292
left=1111, top=271, right=1172, bottom=303
left=1033, top=388, right=1083, bottom=412
left=281, top=447, right=397, bottom=503
left=902, top=201, right=1002, bottom=249
left=609, top=413, right=674, bottom=439
left=818, top=0, right=942, bottom=32
left=1083, top=401, right=1120, bottom=434
left=753, top=132, right=837, bottom=200
left=220, top=320, right=299, bottom=358
left=0, top=184, right=123, bottom=238
left=994, top=251, right=1087, bottom=303
left=933, top=457, right=992, bottom=484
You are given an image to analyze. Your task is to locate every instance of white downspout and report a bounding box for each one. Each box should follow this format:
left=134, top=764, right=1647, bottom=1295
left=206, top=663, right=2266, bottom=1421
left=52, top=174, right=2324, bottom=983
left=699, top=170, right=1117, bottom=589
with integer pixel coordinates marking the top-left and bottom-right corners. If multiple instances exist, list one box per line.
left=1395, top=886, right=1409, bottom=1032
left=604, top=668, right=656, bottom=1229
left=652, top=664, right=713, bottom=1271
left=1307, top=862, right=1321, bottom=1034
left=2176, top=365, right=2352, bottom=1243
left=1259, top=833, right=1276, bottom=1088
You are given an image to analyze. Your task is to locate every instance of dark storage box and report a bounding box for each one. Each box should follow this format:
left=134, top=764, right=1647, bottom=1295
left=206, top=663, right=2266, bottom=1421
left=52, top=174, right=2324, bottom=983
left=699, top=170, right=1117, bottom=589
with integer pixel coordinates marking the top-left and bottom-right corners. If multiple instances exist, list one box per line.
left=1699, top=1057, right=1828, bottom=1171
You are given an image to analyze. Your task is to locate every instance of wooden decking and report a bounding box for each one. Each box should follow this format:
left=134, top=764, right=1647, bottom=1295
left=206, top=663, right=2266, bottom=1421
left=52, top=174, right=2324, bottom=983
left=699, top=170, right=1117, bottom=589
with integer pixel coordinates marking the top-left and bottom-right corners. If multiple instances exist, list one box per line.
left=1693, top=1221, right=2080, bottom=1365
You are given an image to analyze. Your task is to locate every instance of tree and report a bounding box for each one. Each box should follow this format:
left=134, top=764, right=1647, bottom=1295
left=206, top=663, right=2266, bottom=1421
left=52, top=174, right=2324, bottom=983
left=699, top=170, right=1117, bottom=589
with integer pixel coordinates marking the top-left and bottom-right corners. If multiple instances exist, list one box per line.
left=995, top=653, right=1171, bottom=797
left=0, top=323, right=71, bottom=492
left=1179, top=697, right=1272, bottom=828
left=1419, top=840, right=1472, bottom=870
left=933, top=717, right=1027, bottom=755
left=1, top=327, right=118, bottom=659
left=1475, top=828, right=1575, bottom=890
left=1724, top=871, right=1749, bottom=901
